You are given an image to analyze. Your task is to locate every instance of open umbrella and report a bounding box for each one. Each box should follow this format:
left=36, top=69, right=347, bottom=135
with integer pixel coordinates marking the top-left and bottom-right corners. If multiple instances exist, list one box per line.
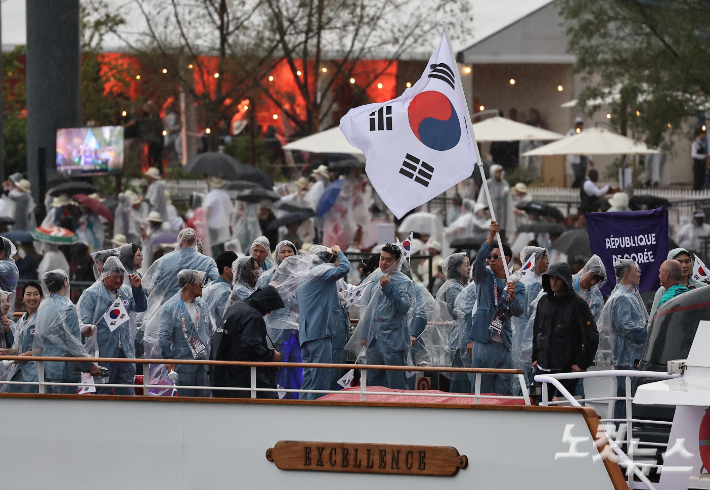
left=283, top=127, right=363, bottom=155
left=516, top=222, right=565, bottom=235
left=267, top=211, right=315, bottom=231
left=48, top=181, right=98, bottom=197
left=550, top=228, right=591, bottom=256
left=450, top=235, right=487, bottom=250
left=224, top=181, right=261, bottom=192
left=629, top=195, right=671, bottom=211
left=516, top=201, right=565, bottom=221
left=102, top=197, right=118, bottom=216
left=471, top=116, right=565, bottom=142
left=184, top=152, right=243, bottom=180
left=46, top=167, right=70, bottom=189
left=30, top=226, right=78, bottom=245
left=232, top=164, right=274, bottom=190
left=145, top=233, right=179, bottom=246
left=397, top=212, right=445, bottom=237
left=521, top=127, right=660, bottom=156
left=73, top=194, right=114, bottom=222
left=273, top=199, right=314, bottom=213
left=316, top=179, right=345, bottom=217
left=1, top=230, right=34, bottom=243
left=328, top=158, right=365, bottom=170
left=235, top=188, right=281, bottom=203
left=0, top=217, right=15, bottom=227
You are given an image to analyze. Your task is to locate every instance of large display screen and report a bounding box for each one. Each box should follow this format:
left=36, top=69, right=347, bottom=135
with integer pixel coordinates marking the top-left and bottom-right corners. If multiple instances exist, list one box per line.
left=56, top=126, right=124, bottom=176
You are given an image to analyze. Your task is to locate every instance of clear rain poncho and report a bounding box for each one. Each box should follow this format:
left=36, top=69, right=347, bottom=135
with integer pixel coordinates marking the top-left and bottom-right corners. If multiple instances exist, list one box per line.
left=399, top=261, right=438, bottom=368
left=143, top=269, right=212, bottom=395
left=0, top=289, right=17, bottom=384
left=0, top=237, right=19, bottom=294
left=91, top=248, right=118, bottom=280
left=512, top=246, right=548, bottom=390
left=33, top=270, right=96, bottom=383
left=250, top=235, right=275, bottom=271
left=145, top=179, right=168, bottom=222
left=255, top=240, right=297, bottom=289
left=232, top=202, right=262, bottom=254
left=572, top=254, right=607, bottom=323
left=228, top=256, right=257, bottom=305
left=114, top=193, right=140, bottom=243
left=598, top=260, right=648, bottom=368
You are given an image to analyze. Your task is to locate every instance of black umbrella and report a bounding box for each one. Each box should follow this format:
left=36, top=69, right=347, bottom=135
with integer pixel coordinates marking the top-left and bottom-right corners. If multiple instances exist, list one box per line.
left=46, top=167, right=70, bottom=189
left=328, top=159, right=365, bottom=170
left=235, top=188, right=281, bottom=203
left=517, top=222, right=565, bottom=235
left=0, top=217, right=15, bottom=227
left=48, top=181, right=98, bottom=197
left=224, top=180, right=261, bottom=191
left=550, top=228, right=591, bottom=256
left=267, top=211, right=315, bottom=230
left=515, top=200, right=564, bottom=221
left=450, top=234, right=488, bottom=250
left=184, top=152, right=243, bottom=180
left=232, top=164, right=274, bottom=190
left=273, top=199, right=315, bottom=213
left=629, top=195, right=671, bottom=211
left=102, top=197, right=118, bottom=216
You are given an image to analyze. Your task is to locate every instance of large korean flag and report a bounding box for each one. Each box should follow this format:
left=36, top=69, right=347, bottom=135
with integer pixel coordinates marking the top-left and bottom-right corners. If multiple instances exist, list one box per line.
left=340, top=32, right=477, bottom=219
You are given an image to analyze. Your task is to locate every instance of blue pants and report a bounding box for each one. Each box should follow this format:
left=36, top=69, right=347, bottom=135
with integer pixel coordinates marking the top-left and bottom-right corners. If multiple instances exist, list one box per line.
left=98, top=349, right=136, bottom=396
left=330, top=347, right=349, bottom=391
left=175, top=364, right=209, bottom=397
left=7, top=370, right=38, bottom=394
left=45, top=377, right=80, bottom=394
left=367, top=339, right=406, bottom=390
left=470, top=340, right=513, bottom=396
left=450, top=348, right=471, bottom=394
left=614, top=366, right=631, bottom=424
left=300, top=337, right=332, bottom=400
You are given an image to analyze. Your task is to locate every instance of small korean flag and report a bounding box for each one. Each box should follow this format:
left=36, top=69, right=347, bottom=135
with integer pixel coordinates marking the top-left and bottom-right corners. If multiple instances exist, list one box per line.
left=401, top=231, right=414, bottom=260
left=102, top=297, right=130, bottom=332
left=514, top=254, right=536, bottom=283
left=693, top=255, right=710, bottom=283
left=345, top=281, right=372, bottom=307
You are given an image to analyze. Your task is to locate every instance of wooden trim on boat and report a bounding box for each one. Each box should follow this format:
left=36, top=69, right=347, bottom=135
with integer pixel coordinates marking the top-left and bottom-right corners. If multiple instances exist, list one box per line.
left=580, top=408, right=628, bottom=490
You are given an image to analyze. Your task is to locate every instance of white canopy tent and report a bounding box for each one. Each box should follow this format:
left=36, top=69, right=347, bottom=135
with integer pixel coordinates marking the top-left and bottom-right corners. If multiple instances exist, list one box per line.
left=471, top=116, right=564, bottom=141
left=283, top=127, right=363, bottom=155
left=521, top=127, right=660, bottom=156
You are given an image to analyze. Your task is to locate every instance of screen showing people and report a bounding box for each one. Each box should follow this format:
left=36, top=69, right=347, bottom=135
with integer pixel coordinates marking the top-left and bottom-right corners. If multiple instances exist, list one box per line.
left=56, top=126, right=124, bottom=176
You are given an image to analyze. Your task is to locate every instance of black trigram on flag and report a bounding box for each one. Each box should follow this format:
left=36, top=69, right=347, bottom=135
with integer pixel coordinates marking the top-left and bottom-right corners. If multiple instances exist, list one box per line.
left=370, top=106, right=392, bottom=131
left=399, top=153, right=434, bottom=187
left=428, top=63, right=455, bottom=89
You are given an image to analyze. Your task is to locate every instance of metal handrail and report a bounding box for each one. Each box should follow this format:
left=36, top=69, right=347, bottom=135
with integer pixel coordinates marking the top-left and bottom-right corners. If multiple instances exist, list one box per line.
left=0, top=355, right=530, bottom=405
left=535, top=370, right=680, bottom=490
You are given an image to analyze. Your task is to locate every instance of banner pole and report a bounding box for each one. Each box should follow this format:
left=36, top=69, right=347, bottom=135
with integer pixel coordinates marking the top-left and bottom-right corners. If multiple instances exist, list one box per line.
left=442, top=22, right=511, bottom=282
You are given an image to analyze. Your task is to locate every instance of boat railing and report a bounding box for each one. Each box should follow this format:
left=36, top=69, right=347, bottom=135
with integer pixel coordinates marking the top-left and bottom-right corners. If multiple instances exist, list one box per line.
left=534, top=370, right=681, bottom=490
left=0, top=355, right=531, bottom=405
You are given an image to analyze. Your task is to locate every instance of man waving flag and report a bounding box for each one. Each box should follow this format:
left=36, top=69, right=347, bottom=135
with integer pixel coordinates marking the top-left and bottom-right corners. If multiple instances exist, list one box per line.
left=340, top=30, right=477, bottom=219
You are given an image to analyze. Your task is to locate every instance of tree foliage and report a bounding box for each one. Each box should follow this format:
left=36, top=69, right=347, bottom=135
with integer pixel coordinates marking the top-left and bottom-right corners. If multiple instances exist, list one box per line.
left=560, top=0, right=710, bottom=144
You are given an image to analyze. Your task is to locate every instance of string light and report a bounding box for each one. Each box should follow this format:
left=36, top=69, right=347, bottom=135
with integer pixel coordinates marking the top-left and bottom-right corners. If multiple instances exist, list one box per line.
left=479, top=105, right=485, bottom=111
left=557, top=85, right=564, bottom=92
left=188, top=64, right=193, bottom=69
left=122, top=111, right=127, bottom=117
left=268, top=76, right=274, bottom=81
left=162, top=130, right=167, bottom=136
left=243, top=105, right=249, bottom=110
left=377, top=83, right=383, bottom=89
left=214, top=73, right=219, bottom=78
left=606, top=113, right=611, bottom=119
left=509, top=78, right=515, bottom=85
left=296, top=70, right=302, bottom=76
left=350, top=78, right=355, bottom=84
left=273, top=114, right=279, bottom=120
left=162, top=68, right=167, bottom=74
left=463, top=67, right=471, bottom=74
left=321, top=67, right=327, bottom=73
left=135, top=75, right=141, bottom=80
left=406, top=82, right=411, bottom=88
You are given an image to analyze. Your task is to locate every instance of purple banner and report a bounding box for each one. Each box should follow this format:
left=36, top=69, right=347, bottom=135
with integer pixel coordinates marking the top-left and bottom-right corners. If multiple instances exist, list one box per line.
left=586, top=208, right=668, bottom=295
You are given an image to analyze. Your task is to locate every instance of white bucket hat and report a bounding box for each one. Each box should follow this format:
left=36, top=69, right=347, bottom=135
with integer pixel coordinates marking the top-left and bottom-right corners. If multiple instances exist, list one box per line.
left=313, top=165, right=330, bottom=179
left=51, top=194, right=76, bottom=208
left=207, top=176, right=225, bottom=188
left=144, top=167, right=162, bottom=180
left=147, top=211, right=163, bottom=223
left=17, top=179, right=31, bottom=193
left=111, top=234, right=127, bottom=246
left=608, top=192, right=629, bottom=208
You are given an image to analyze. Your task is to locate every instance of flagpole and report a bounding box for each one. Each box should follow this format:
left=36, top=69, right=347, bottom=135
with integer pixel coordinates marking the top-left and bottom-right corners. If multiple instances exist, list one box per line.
left=442, top=22, right=511, bottom=283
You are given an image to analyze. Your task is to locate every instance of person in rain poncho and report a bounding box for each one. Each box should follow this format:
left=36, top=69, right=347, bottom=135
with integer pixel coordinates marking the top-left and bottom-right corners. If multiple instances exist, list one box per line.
left=346, top=166, right=372, bottom=237
left=354, top=243, right=413, bottom=390
left=91, top=248, right=118, bottom=280
left=77, top=204, right=105, bottom=252
left=511, top=246, right=549, bottom=390
left=250, top=236, right=274, bottom=272
left=447, top=193, right=462, bottom=226
left=113, top=192, right=142, bottom=244
left=6, top=179, right=36, bottom=231
left=160, top=270, right=213, bottom=397
left=256, top=241, right=302, bottom=396
left=466, top=221, right=525, bottom=395
left=202, top=251, right=238, bottom=329
left=531, top=262, right=598, bottom=401
left=296, top=244, right=349, bottom=399
left=599, top=260, right=648, bottom=421
left=506, top=182, right=532, bottom=236
left=147, top=228, right=219, bottom=305
left=33, top=270, right=102, bottom=393
left=399, top=261, right=435, bottom=389
left=77, top=256, right=147, bottom=395
left=203, top=176, right=233, bottom=258
left=443, top=199, right=474, bottom=256
left=37, top=242, right=71, bottom=279
left=676, top=209, right=710, bottom=252
left=572, top=255, right=607, bottom=323
left=210, top=286, right=285, bottom=399
left=143, top=167, right=169, bottom=221
left=477, top=164, right=510, bottom=241
left=0, top=237, right=19, bottom=293
left=117, top=243, right=144, bottom=277
left=435, top=252, right=471, bottom=393
left=7, top=281, right=42, bottom=393
left=649, top=248, right=707, bottom=319
left=231, top=200, right=261, bottom=255
left=228, top=256, right=259, bottom=305
left=0, top=289, right=15, bottom=355
left=322, top=178, right=356, bottom=249
left=305, top=165, right=331, bottom=242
